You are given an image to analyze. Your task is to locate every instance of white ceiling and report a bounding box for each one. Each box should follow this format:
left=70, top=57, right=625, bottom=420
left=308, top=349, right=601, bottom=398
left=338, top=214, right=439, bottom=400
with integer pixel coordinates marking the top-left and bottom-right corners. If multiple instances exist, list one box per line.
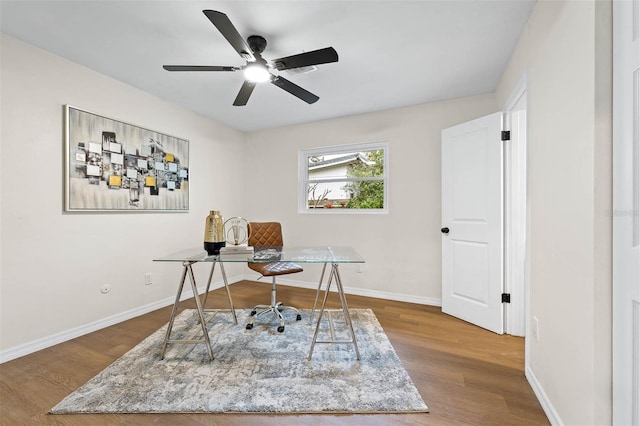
left=0, top=0, right=535, bottom=132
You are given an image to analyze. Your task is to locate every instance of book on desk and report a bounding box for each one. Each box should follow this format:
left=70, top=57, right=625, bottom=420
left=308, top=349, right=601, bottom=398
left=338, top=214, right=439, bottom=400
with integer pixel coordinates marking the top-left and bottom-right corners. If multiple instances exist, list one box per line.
left=220, top=245, right=253, bottom=253
left=219, top=245, right=254, bottom=259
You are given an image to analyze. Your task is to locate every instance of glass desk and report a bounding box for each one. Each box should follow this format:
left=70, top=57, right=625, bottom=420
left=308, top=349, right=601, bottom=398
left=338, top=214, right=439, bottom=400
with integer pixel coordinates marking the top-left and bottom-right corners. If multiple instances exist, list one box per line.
left=153, top=246, right=365, bottom=361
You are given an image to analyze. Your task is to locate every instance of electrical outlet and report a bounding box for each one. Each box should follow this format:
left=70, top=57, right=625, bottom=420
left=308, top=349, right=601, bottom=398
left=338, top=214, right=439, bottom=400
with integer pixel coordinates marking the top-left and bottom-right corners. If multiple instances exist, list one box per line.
left=144, top=273, right=153, bottom=285
left=100, top=284, right=111, bottom=294
left=355, top=265, right=363, bottom=273
left=532, top=316, right=539, bottom=341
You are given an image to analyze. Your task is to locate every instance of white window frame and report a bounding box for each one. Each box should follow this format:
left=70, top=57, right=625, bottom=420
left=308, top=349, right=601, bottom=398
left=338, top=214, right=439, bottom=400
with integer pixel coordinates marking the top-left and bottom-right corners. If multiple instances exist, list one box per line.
left=298, top=141, right=389, bottom=214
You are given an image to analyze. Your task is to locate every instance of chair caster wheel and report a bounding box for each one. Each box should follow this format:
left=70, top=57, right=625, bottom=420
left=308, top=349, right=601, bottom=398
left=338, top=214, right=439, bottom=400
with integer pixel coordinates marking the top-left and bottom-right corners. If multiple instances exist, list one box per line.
left=296, top=314, right=302, bottom=321
left=246, top=323, right=254, bottom=330
left=250, top=310, right=257, bottom=316
left=277, top=326, right=285, bottom=333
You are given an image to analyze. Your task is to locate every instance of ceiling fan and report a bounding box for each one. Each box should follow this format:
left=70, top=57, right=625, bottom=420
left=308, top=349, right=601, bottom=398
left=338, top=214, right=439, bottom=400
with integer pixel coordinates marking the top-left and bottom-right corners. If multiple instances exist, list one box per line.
left=163, top=10, right=339, bottom=106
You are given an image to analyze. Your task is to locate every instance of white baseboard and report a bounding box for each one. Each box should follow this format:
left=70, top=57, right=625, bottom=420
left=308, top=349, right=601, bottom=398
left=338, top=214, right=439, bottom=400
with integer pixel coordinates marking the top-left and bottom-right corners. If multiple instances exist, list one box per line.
left=0, top=274, right=440, bottom=364
left=242, top=273, right=442, bottom=307
left=525, top=364, right=561, bottom=425
left=0, top=276, right=241, bottom=364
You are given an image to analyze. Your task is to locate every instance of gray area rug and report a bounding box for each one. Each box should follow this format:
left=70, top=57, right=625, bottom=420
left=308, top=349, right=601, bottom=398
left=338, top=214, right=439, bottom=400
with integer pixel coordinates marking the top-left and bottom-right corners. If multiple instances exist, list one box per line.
left=50, top=309, right=428, bottom=414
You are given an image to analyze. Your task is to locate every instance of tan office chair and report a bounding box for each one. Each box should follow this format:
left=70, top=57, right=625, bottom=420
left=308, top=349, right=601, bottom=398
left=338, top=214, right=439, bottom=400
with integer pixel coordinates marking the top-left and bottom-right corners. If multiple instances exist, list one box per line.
left=245, top=222, right=303, bottom=332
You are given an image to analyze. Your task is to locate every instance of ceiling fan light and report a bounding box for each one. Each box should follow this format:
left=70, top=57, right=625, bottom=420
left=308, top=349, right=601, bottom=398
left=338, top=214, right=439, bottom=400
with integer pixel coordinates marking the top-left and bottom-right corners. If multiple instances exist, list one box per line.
left=244, top=64, right=270, bottom=83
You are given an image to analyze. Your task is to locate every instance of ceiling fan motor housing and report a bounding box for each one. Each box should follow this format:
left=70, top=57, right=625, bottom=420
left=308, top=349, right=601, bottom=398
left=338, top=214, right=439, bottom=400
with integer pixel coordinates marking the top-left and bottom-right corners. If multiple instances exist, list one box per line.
left=247, top=35, right=267, bottom=54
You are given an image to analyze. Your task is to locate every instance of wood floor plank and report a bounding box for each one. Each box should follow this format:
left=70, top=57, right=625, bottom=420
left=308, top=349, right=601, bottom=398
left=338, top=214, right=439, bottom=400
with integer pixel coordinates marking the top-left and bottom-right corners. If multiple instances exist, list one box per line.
left=0, top=280, right=549, bottom=425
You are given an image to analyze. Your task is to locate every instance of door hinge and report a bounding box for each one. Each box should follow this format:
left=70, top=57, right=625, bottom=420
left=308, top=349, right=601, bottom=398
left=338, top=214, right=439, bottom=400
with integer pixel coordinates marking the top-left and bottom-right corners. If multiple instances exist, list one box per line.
left=501, top=130, right=511, bottom=141
left=501, top=293, right=511, bottom=303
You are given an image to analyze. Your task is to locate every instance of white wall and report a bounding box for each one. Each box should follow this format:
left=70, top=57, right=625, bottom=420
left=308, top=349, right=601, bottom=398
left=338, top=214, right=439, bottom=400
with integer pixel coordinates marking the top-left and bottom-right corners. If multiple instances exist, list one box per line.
left=0, top=32, right=496, bottom=360
left=2, top=6, right=615, bottom=422
left=494, top=1, right=612, bottom=424
left=244, top=95, right=496, bottom=303
left=0, top=34, right=247, bottom=359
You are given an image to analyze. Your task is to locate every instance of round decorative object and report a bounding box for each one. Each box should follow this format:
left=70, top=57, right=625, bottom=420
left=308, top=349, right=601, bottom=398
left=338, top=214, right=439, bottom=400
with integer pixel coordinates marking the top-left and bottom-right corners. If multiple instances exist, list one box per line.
left=224, top=217, right=250, bottom=245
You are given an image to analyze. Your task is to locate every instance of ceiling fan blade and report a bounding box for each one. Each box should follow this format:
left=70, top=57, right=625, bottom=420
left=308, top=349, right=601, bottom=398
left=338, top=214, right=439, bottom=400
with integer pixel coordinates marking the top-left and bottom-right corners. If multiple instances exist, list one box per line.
left=233, top=80, right=257, bottom=106
left=271, top=76, right=319, bottom=104
left=203, top=10, right=255, bottom=61
left=163, top=65, right=237, bottom=72
left=272, top=47, right=338, bottom=71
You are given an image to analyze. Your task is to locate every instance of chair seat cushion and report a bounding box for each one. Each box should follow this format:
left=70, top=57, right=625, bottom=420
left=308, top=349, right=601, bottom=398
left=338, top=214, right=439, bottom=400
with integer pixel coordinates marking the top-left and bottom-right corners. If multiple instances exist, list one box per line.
left=248, top=262, right=303, bottom=276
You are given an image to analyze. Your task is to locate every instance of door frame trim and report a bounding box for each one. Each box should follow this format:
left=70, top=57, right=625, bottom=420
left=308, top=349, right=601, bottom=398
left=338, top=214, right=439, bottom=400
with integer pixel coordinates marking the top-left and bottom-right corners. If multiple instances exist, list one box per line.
left=613, top=0, right=639, bottom=422
left=502, top=71, right=528, bottom=338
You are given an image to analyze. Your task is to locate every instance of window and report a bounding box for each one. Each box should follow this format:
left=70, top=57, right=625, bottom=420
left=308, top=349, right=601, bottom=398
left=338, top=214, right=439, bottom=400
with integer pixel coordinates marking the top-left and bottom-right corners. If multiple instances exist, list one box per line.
left=298, top=142, right=388, bottom=213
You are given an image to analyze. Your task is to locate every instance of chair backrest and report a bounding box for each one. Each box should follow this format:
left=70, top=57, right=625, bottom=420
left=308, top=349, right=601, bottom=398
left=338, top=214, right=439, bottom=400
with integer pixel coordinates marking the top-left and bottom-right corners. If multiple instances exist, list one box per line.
left=248, top=222, right=284, bottom=247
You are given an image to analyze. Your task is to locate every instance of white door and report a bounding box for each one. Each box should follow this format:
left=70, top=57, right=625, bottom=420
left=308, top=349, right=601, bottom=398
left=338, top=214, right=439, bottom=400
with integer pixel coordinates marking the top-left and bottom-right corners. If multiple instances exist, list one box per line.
left=613, top=0, right=640, bottom=423
left=441, top=112, right=504, bottom=334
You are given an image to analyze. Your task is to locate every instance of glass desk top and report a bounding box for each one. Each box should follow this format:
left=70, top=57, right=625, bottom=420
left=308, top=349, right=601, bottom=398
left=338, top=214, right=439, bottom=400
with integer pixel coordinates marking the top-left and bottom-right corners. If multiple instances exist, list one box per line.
left=153, top=246, right=364, bottom=264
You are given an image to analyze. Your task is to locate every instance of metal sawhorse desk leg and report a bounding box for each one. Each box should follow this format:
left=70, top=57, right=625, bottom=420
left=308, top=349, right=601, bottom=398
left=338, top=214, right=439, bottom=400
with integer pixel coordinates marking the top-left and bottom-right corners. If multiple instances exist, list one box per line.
left=160, top=260, right=236, bottom=361
left=202, top=260, right=237, bottom=324
left=308, top=263, right=360, bottom=360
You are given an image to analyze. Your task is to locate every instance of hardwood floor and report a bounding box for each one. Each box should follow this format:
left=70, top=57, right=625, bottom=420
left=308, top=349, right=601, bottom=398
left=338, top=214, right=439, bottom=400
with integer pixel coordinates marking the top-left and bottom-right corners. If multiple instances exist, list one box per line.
left=0, top=281, right=549, bottom=425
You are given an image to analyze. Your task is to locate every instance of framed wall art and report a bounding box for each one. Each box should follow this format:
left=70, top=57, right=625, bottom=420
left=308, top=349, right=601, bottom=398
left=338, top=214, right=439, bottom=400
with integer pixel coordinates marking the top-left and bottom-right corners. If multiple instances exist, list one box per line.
left=64, top=105, right=189, bottom=212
